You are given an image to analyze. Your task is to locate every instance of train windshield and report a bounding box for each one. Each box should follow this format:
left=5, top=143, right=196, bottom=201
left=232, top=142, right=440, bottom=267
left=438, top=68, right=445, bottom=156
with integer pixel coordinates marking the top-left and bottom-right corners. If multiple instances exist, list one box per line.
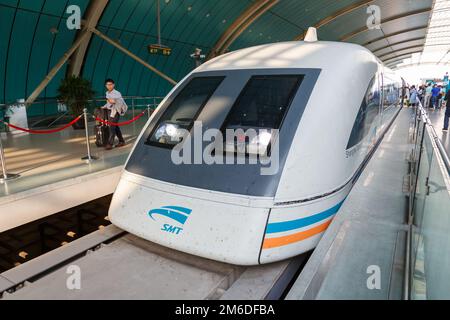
left=125, top=68, right=320, bottom=197
left=148, top=76, right=224, bottom=146
left=221, top=75, right=303, bottom=156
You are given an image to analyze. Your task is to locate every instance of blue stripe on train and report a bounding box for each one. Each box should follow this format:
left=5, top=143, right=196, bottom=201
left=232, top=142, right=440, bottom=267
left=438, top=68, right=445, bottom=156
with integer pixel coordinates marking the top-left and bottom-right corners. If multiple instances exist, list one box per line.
left=266, top=200, right=346, bottom=234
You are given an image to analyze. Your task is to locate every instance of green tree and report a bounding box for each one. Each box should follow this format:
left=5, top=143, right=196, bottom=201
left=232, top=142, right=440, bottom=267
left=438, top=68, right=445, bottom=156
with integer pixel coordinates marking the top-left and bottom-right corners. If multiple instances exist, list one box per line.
left=58, top=76, right=95, bottom=129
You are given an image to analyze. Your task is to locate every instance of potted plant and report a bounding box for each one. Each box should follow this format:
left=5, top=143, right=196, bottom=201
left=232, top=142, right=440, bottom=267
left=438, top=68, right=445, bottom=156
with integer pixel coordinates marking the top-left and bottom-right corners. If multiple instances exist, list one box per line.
left=57, top=76, right=95, bottom=129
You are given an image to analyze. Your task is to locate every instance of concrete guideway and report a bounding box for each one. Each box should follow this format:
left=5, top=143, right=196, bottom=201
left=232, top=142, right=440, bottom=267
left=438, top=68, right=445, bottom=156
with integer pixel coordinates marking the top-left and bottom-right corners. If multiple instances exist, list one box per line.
left=0, top=225, right=307, bottom=300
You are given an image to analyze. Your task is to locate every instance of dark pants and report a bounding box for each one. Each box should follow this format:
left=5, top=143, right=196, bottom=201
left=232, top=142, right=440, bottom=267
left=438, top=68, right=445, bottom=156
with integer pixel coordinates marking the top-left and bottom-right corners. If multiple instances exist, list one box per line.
left=431, top=96, right=438, bottom=109
left=108, top=113, right=125, bottom=145
left=444, top=110, right=450, bottom=130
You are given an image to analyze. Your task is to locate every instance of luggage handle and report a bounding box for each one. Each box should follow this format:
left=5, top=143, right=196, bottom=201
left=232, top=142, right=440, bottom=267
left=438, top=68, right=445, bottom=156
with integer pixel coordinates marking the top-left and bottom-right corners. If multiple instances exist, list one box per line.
left=103, top=109, right=110, bottom=127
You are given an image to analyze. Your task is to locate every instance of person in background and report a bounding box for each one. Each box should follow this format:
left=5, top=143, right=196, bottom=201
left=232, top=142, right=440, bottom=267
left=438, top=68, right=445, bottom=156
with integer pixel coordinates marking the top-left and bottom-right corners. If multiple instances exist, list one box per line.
left=424, top=83, right=433, bottom=108
left=443, top=89, right=450, bottom=132
left=409, top=85, right=419, bottom=107
left=431, top=84, right=441, bottom=110
left=418, top=85, right=424, bottom=106
left=102, top=79, right=127, bottom=150
left=404, top=86, right=410, bottom=107
left=438, top=86, right=445, bottom=109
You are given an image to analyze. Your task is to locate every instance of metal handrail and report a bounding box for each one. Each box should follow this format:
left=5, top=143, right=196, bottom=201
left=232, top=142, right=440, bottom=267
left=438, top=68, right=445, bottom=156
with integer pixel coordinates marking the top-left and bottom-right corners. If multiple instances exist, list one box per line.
left=417, top=101, right=450, bottom=175
left=1, top=96, right=164, bottom=130
left=0, top=96, right=165, bottom=109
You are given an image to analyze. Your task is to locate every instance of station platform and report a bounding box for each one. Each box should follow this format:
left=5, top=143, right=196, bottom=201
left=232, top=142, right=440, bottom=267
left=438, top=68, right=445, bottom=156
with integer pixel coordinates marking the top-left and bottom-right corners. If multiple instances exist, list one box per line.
left=0, top=114, right=148, bottom=233
left=286, top=107, right=412, bottom=300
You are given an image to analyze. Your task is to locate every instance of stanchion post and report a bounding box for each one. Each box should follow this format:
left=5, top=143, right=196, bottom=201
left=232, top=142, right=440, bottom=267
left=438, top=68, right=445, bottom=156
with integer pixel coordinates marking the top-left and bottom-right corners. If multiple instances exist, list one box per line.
left=0, top=133, right=20, bottom=182
left=131, top=98, right=135, bottom=134
left=81, top=108, right=98, bottom=163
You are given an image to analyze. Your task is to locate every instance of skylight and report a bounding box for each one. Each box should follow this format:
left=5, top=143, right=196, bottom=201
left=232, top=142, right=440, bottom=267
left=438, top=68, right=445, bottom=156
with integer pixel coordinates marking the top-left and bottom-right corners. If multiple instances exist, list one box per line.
left=394, top=0, right=450, bottom=69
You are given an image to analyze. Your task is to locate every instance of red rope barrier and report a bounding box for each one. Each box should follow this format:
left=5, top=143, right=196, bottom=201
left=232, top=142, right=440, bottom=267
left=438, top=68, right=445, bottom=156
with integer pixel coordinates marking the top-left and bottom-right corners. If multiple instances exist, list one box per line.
left=95, top=111, right=146, bottom=127
left=1, top=115, right=83, bottom=134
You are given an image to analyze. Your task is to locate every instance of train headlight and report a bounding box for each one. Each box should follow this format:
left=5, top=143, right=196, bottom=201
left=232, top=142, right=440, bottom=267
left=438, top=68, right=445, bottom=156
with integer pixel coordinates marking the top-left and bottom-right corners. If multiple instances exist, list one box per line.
left=255, top=130, right=272, bottom=146
left=154, top=124, right=167, bottom=140
left=248, top=130, right=272, bottom=155
left=224, top=129, right=273, bottom=156
left=165, top=124, right=179, bottom=137
left=154, top=123, right=182, bottom=143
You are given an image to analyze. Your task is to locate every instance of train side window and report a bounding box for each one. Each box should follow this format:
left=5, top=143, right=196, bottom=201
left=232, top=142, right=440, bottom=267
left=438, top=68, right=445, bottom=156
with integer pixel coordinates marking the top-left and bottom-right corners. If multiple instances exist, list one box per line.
left=346, top=76, right=381, bottom=150
left=220, top=75, right=303, bottom=156
left=382, top=76, right=400, bottom=108
left=147, top=76, right=224, bottom=147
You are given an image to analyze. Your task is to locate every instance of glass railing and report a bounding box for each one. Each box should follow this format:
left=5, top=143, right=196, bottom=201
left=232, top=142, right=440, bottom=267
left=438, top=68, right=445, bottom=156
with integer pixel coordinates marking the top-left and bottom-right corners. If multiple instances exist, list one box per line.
left=409, top=103, right=450, bottom=299
left=0, top=96, right=165, bottom=130
left=0, top=96, right=164, bottom=195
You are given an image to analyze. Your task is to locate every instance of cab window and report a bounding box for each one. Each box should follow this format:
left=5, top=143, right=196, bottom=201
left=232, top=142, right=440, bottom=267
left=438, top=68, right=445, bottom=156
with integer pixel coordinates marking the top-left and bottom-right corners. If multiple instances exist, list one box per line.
left=221, top=75, right=303, bottom=155
left=147, top=77, right=224, bottom=147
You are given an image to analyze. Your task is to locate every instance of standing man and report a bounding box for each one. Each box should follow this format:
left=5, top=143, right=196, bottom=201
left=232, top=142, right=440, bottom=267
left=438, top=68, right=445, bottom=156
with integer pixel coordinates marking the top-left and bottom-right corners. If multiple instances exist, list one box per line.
left=102, top=79, right=127, bottom=150
left=409, top=85, right=419, bottom=107
left=443, top=90, right=450, bottom=132
left=418, top=85, right=424, bottom=105
left=424, top=83, right=433, bottom=108
left=431, top=84, right=441, bottom=110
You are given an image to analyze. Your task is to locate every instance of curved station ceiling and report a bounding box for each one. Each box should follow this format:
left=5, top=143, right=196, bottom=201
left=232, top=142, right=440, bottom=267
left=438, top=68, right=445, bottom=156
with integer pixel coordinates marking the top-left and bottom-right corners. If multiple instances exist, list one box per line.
left=0, top=0, right=435, bottom=107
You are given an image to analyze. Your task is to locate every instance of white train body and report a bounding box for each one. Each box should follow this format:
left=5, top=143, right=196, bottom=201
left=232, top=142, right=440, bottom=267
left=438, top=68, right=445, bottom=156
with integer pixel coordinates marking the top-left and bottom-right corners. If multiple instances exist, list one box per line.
left=109, top=41, right=403, bottom=265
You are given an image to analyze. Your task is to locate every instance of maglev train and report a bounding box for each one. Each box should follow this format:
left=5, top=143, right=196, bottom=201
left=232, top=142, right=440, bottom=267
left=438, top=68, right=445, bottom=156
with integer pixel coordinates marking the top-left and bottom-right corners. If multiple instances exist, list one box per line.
left=109, top=39, right=403, bottom=266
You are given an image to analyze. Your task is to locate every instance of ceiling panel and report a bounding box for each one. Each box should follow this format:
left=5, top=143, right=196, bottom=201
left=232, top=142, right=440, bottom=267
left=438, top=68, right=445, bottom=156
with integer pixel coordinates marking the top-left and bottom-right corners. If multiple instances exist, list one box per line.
left=373, top=38, right=426, bottom=57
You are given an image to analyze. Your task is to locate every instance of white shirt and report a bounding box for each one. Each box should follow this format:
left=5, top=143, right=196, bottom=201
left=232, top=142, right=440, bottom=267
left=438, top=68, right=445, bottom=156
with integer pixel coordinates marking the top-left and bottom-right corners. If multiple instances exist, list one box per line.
left=104, top=89, right=127, bottom=117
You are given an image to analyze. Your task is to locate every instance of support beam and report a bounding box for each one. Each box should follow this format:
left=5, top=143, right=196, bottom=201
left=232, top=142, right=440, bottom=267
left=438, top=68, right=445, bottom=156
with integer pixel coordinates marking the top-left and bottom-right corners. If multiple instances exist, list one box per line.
left=208, top=0, right=279, bottom=60
left=371, top=37, right=425, bottom=54
left=362, top=25, right=428, bottom=46
left=68, top=0, right=109, bottom=77
left=89, top=27, right=177, bottom=86
left=386, top=62, right=403, bottom=69
left=26, top=30, right=92, bottom=104
left=293, top=0, right=374, bottom=41
left=386, top=57, right=413, bottom=67
left=340, top=8, right=432, bottom=42
left=383, top=49, right=423, bottom=63
left=393, top=61, right=450, bottom=69
left=378, top=44, right=425, bottom=60
left=382, top=50, right=423, bottom=64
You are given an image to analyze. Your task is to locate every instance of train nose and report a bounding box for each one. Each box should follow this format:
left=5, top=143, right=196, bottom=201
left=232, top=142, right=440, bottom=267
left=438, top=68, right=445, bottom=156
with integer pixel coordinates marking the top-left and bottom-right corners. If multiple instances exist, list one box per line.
left=108, top=171, right=270, bottom=266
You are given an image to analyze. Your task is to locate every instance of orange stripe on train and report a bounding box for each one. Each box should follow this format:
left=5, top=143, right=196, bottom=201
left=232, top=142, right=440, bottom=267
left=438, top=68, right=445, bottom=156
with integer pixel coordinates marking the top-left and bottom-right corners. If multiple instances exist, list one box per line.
left=262, top=219, right=333, bottom=249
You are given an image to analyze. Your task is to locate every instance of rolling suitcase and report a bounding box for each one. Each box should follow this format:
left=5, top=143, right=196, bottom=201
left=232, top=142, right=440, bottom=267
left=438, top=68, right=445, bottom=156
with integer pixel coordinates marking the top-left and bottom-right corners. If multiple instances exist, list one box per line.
left=95, top=109, right=110, bottom=147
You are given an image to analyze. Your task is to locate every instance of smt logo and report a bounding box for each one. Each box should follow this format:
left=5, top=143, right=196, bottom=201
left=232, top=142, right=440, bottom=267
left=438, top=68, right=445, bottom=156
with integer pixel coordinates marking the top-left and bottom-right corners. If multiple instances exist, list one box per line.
left=149, top=206, right=192, bottom=235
